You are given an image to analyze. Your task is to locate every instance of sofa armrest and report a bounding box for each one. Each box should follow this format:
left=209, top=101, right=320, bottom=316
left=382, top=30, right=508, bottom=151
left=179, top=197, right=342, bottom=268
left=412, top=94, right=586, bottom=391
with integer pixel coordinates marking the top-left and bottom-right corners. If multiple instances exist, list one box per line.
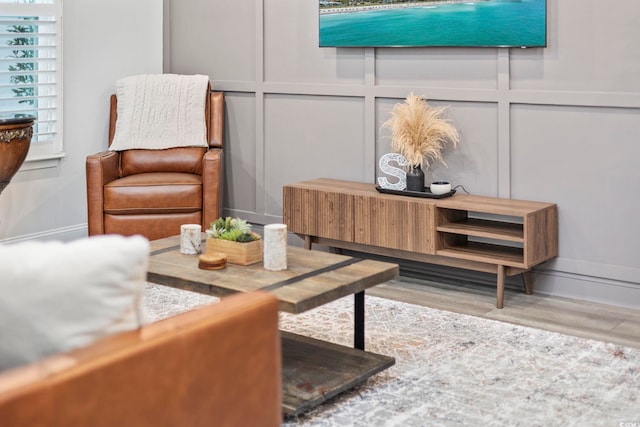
left=0, top=291, right=282, bottom=427
left=86, top=150, right=120, bottom=235
left=202, top=148, right=224, bottom=228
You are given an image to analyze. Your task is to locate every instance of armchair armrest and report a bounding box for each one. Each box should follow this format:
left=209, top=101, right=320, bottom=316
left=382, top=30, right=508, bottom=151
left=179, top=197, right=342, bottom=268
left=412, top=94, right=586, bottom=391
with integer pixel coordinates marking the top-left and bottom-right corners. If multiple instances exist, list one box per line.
left=202, top=148, right=224, bottom=228
left=86, top=150, right=120, bottom=235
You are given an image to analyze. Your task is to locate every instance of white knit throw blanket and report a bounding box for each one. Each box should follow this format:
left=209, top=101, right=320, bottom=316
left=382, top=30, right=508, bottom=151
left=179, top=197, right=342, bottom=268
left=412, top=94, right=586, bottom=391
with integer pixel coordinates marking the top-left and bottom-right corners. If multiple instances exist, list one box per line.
left=109, top=74, right=210, bottom=151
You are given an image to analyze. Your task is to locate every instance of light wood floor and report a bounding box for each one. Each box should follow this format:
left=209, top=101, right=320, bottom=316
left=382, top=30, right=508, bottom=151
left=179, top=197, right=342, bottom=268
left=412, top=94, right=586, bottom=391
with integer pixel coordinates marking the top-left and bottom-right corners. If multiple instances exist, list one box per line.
left=368, top=275, right=640, bottom=350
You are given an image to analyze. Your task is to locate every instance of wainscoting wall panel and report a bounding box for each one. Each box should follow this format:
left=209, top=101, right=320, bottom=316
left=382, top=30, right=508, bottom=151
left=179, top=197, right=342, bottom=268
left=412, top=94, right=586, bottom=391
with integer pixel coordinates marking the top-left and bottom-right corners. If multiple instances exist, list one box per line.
left=223, top=93, right=258, bottom=219
left=166, top=0, right=640, bottom=309
left=264, top=1, right=365, bottom=85
left=375, top=99, right=499, bottom=196
left=510, top=105, right=640, bottom=273
left=510, top=0, right=640, bottom=94
left=375, top=48, right=499, bottom=90
left=166, top=0, right=256, bottom=81
left=263, top=95, right=367, bottom=217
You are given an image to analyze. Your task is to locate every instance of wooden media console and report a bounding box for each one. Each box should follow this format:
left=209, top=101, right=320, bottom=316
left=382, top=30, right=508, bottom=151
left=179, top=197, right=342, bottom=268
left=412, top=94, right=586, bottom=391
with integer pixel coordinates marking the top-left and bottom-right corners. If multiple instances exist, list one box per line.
left=283, top=178, right=558, bottom=308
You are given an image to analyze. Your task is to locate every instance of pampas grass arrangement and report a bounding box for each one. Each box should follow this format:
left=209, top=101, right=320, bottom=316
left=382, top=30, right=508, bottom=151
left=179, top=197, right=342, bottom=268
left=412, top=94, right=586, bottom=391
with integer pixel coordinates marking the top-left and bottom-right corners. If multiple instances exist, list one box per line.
left=382, top=93, right=459, bottom=169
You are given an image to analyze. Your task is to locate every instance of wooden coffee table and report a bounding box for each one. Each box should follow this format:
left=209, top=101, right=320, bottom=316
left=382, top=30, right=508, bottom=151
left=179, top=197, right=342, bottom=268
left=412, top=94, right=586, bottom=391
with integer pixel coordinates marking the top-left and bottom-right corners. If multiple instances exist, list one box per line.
left=147, top=235, right=399, bottom=416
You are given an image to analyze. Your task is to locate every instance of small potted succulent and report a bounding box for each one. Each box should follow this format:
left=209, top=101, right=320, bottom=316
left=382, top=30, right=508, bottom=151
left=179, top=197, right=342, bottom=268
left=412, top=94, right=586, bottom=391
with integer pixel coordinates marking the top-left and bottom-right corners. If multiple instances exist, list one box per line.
left=206, top=216, right=263, bottom=265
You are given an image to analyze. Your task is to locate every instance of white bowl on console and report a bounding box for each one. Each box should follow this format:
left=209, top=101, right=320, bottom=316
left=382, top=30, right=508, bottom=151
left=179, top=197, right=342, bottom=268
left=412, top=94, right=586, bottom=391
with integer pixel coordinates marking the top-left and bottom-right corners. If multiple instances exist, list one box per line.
left=430, top=181, right=451, bottom=195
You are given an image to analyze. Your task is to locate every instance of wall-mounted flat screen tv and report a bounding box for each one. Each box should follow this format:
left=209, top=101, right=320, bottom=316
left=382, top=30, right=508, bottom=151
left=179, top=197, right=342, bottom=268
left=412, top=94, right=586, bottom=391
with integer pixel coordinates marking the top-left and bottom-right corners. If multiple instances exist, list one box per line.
left=319, top=0, right=547, bottom=48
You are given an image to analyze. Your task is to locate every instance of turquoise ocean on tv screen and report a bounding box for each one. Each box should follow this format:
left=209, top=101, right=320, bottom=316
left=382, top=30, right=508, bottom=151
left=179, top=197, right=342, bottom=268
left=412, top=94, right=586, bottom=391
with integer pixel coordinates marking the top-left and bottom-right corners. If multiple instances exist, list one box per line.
left=319, top=0, right=546, bottom=47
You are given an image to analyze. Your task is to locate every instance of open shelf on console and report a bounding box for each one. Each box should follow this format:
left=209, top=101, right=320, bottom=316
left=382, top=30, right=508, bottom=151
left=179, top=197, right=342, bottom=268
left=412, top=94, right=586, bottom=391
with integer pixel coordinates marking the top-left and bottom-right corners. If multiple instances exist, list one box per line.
left=436, top=207, right=527, bottom=267
left=437, top=241, right=524, bottom=266
left=436, top=217, right=524, bottom=242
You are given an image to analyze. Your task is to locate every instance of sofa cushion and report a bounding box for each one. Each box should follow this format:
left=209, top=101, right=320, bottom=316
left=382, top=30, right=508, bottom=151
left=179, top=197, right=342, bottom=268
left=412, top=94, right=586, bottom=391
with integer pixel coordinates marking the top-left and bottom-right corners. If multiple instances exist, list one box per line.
left=0, top=235, right=150, bottom=371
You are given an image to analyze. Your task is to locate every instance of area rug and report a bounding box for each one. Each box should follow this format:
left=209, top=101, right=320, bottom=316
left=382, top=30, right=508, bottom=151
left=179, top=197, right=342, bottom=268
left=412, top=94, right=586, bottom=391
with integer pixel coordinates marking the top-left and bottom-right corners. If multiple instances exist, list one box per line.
left=144, top=284, right=640, bottom=427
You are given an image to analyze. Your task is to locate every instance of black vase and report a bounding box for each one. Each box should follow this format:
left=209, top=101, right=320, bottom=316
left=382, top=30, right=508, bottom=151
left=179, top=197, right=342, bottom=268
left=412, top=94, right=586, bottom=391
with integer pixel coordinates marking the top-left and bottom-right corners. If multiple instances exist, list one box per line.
left=406, top=164, right=425, bottom=192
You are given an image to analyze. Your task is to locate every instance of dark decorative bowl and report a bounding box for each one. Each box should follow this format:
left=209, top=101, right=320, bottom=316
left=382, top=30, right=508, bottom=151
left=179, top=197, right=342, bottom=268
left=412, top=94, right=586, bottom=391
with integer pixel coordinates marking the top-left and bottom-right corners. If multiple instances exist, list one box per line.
left=0, top=114, right=35, bottom=195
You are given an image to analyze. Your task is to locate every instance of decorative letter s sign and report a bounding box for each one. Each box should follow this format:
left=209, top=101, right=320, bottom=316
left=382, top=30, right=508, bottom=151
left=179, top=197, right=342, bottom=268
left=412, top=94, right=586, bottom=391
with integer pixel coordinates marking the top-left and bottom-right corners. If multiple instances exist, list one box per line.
left=378, top=153, right=408, bottom=190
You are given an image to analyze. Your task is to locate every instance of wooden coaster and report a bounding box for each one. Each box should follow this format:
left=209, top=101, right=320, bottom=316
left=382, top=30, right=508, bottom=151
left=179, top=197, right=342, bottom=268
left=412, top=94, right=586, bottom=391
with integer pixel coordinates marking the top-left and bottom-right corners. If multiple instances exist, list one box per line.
left=198, top=252, right=227, bottom=270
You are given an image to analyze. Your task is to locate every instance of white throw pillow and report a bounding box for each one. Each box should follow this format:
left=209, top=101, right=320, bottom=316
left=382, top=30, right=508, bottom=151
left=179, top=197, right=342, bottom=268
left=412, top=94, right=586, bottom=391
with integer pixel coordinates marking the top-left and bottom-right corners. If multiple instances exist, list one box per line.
left=109, top=74, right=210, bottom=151
left=0, top=235, right=150, bottom=371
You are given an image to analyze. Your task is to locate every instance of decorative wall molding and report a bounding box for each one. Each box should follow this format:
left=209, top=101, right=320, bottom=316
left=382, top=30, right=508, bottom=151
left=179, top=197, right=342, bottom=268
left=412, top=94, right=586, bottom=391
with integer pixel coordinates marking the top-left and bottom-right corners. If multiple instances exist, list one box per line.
left=165, top=0, right=640, bottom=308
left=345, top=250, right=640, bottom=310
left=0, top=224, right=86, bottom=245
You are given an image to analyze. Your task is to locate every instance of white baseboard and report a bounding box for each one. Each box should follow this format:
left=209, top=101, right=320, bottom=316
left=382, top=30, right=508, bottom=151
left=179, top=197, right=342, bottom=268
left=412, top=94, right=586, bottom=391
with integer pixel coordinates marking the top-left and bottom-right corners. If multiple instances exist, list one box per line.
left=6, top=224, right=636, bottom=310
left=272, top=227, right=640, bottom=310
left=531, top=269, right=640, bottom=310
left=340, top=249, right=640, bottom=310
left=0, top=224, right=87, bottom=244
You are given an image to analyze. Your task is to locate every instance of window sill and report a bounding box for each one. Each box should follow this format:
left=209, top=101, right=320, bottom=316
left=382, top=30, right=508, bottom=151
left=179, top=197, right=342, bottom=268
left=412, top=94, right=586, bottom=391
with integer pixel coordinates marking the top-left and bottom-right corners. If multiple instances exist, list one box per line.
left=22, top=152, right=66, bottom=171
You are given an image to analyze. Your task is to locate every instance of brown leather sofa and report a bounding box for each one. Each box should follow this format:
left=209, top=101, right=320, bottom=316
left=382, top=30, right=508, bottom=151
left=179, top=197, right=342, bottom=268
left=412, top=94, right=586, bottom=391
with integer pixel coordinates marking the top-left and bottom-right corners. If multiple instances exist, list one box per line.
left=86, top=91, right=225, bottom=241
left=0, top=291, right=282, bottom=427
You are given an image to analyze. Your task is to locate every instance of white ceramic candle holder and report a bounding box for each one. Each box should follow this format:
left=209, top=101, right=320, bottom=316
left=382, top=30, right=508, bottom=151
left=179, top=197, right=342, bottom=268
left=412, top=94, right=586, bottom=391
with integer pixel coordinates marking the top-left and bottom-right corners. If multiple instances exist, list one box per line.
left=263, top=223, right=288, bottom=271
left=180, top=224, right=202, bottom=254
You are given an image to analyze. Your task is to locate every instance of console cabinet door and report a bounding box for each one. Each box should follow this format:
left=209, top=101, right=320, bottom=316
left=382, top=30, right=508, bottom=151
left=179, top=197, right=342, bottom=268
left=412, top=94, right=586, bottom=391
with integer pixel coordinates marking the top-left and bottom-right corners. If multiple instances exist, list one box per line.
left=354, top=195, right=436, bottom=255
left=283, top=187, right=354, bottom=242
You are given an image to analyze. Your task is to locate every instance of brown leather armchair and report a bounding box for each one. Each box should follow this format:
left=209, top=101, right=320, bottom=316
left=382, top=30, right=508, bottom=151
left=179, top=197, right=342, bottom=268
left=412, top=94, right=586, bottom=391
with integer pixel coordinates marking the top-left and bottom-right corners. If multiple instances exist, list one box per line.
left=86, top=91, right=224, bottom=241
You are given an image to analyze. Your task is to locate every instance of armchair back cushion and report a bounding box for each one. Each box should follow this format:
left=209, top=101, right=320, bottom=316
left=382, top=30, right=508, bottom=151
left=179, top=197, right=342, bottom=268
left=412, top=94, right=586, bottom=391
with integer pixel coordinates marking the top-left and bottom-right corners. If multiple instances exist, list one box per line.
left=119, top=147, right=207, bottom=177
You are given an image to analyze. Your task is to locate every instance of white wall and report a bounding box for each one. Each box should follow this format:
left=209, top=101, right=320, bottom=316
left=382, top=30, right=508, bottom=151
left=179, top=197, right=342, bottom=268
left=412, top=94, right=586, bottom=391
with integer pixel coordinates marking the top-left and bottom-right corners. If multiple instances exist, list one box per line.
left=0, top=0, right=162, bottom=242
left=165, top=0, right=640, bottom=309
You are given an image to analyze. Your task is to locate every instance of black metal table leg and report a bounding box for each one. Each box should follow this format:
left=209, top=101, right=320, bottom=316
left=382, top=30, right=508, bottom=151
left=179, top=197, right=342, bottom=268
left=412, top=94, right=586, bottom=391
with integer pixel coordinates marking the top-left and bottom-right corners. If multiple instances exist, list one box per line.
left=354, top=291, right=365, bottom=350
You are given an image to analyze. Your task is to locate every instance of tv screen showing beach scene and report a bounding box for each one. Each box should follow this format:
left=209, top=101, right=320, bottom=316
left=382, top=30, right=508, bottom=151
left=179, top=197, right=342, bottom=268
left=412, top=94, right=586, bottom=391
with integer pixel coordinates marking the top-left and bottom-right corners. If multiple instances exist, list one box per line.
left=319, top=0, right=547, bottom=48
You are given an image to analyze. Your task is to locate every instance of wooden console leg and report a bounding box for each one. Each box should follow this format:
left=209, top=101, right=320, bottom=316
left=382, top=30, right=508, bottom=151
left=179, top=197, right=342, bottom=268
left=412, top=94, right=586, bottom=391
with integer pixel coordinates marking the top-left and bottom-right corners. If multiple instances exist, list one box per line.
left=496, top=265, right=505, bottom=309
left=522, top=271, right=533, bottom=295
left=304, top=235, right=312, bottom=250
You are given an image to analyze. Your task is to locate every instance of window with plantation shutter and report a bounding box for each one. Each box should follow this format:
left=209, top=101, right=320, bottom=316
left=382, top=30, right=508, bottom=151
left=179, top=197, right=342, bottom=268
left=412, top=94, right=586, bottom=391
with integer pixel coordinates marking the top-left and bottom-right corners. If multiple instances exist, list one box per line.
left=0, top=0, right=62, bottom=162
